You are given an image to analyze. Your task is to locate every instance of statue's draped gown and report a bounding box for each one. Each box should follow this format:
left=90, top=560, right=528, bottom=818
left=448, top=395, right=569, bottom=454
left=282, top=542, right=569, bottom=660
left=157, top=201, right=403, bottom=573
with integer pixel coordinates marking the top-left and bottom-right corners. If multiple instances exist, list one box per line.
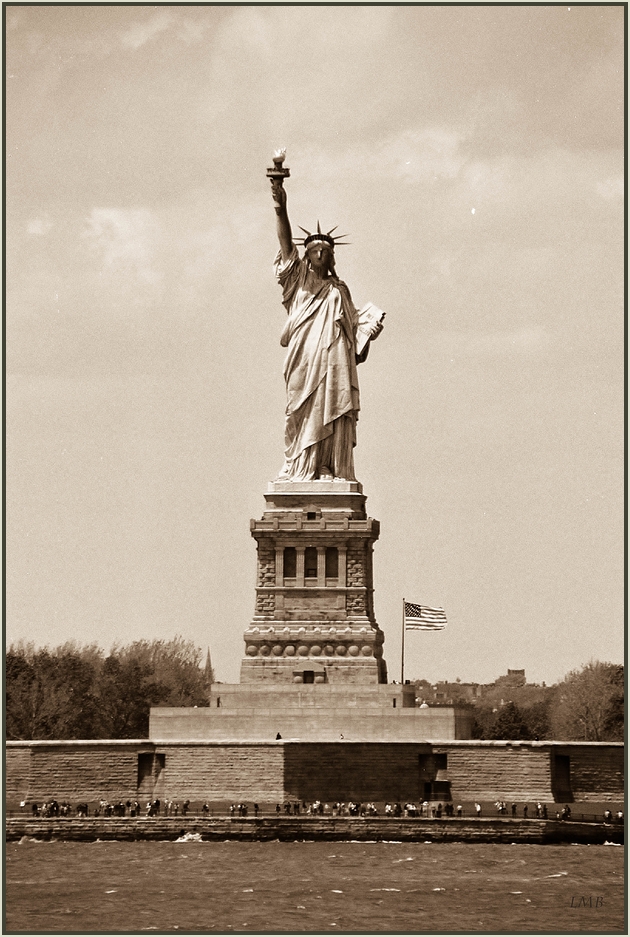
left=276, top=247, right=365, bottom=481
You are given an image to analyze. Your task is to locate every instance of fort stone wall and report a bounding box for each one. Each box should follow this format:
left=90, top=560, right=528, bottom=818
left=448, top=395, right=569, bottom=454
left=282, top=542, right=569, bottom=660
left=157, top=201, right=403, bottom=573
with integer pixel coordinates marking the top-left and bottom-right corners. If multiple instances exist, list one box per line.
left=157, top=742, right=285, bottom=802
left=555, top=743, right=624, bottom=802
left=435, top=742, right=555, bottom=802
left=6, top=739, right=623, bottom=809
left=18, top=741, right=141, bottom=802
left=283, top=742, right=424, bottom=802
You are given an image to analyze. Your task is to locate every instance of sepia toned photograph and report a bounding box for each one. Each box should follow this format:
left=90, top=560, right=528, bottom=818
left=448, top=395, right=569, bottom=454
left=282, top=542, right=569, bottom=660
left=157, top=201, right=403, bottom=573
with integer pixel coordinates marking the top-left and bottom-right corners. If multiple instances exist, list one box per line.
left=5, top=2, right=624, bottom=934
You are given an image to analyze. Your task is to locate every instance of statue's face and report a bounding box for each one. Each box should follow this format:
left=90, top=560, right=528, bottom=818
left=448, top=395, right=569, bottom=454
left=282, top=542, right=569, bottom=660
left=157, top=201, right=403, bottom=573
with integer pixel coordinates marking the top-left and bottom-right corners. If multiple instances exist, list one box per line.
left=306, top=241, right=334, bottom=272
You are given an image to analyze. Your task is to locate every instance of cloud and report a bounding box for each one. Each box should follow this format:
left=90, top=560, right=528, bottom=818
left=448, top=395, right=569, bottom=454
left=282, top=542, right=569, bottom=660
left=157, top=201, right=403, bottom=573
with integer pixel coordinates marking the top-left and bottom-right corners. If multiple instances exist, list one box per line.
left=214, top=5, right=394, bottom=66
left=291, top=126, right=469, bottom=189
left=468, top=326, right=550, bottom=355
left=596, top=176, right=624, bottom=201
left=433, top=327, right=551, bottom=357
left=27, top=216, right=53, bottom=236
left=121, top=11, right=174, bottom=51
left=84, top=208, right=162, bottom=285
left=175, top=16, right=214, bottom=46
left=427, top=250, right=454, bottom=279
left=380, top=128, right=469, bottom=184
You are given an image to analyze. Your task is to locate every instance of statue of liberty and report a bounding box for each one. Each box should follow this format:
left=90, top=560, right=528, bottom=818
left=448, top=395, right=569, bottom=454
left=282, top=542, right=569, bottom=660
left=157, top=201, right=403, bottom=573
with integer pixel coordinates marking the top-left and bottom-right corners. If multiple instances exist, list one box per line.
left=268, top=150, right=385, bottom=483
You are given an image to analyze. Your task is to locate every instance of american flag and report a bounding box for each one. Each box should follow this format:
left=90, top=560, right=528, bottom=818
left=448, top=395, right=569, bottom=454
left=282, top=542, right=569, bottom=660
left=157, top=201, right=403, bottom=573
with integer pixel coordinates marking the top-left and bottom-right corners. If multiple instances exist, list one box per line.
left=404, top=602, right=447, bottom=631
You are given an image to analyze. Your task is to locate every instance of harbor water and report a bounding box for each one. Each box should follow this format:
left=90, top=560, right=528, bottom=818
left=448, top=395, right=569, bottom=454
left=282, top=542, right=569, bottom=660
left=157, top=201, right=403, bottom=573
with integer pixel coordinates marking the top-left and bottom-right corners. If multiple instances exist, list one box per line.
left=5, top=838, right=624, bottom=933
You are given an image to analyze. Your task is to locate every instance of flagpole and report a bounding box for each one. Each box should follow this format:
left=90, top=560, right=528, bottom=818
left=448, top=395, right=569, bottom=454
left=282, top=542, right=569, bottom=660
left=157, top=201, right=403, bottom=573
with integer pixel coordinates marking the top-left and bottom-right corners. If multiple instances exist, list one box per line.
left=401, top=597, right=405, bottom=684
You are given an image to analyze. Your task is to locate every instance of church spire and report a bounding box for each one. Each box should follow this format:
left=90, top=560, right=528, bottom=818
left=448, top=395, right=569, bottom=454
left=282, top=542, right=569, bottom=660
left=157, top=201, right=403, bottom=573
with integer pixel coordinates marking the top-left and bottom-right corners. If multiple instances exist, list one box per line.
left=204, top=647, right=214, bottom=686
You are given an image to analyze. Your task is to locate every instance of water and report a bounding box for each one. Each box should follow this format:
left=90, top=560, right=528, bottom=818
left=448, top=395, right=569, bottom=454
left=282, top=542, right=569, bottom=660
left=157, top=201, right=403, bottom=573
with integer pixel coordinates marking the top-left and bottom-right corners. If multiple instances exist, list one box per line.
left=5, top=840, right=624, bottom=933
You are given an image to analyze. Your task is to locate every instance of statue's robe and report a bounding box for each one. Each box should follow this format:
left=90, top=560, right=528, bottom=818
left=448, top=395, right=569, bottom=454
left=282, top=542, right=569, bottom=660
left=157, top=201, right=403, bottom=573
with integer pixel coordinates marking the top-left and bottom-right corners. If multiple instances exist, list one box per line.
left=275, top=247, right=366, bottom=481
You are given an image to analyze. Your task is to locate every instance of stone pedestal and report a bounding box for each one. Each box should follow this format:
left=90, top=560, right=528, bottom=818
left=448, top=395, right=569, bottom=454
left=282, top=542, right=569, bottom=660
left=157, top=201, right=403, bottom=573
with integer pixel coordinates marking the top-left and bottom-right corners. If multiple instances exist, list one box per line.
left=241, top=480, right=387, bottom=684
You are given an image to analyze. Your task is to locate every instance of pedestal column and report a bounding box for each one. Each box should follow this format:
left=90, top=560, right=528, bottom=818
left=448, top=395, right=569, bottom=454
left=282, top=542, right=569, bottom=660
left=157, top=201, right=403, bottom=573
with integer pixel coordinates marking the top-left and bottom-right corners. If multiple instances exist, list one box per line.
left=242, top=480, right=387, bottom=685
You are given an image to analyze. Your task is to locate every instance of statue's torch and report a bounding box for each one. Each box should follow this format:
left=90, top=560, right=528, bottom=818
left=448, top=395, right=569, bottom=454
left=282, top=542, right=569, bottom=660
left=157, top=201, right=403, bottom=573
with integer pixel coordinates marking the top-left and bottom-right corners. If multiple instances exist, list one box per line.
left=266, top=148, right=290, bottom=190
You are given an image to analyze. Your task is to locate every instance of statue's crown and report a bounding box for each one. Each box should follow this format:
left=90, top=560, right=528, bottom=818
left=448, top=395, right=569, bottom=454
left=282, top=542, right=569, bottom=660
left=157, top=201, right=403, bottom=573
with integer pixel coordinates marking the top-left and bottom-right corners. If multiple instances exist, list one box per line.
left=295, top=222, right=350, bottom=248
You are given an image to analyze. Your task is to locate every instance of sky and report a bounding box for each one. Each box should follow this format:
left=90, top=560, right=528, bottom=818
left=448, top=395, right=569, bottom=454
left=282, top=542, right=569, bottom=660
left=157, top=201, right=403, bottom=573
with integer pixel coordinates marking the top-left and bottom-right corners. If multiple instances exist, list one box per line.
left=6, top=3, right=624, bottom=687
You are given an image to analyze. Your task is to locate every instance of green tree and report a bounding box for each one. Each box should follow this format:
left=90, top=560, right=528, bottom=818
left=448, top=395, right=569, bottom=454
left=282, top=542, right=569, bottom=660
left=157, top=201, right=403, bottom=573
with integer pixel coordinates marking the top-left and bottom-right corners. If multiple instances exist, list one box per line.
left=470, top=704, right=495, bottom=739
left=95, top=656, right=169, bottom=738
left=6, top=642, right=101, bottom=740
left=115, top=637, right=210, bottom=707
left=521, top=697, right=550, bottom=740
left=470, top=699, right=550, bottom=741
left=5, top=637, right=212, bottom=740
left=549, top=661, right=624, bottom=741
left=604, top=665, right=624, bottom=739
left=487, top=701, right=533, bottom=740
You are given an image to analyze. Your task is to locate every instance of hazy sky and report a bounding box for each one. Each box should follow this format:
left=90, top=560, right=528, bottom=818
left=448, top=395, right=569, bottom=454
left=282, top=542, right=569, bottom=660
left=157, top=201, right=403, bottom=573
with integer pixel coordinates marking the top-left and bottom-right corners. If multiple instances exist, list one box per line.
left=7, top=3, right=624, bottom=686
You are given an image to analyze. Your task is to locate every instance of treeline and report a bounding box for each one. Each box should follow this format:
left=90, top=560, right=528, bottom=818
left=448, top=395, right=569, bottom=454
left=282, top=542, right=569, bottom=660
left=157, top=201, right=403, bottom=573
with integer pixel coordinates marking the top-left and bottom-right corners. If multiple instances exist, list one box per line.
left=6, top=644, right=623, bottom=744
left=6, top=637, right=212, bottom=741
left=468, top=661, right=624, bottom=742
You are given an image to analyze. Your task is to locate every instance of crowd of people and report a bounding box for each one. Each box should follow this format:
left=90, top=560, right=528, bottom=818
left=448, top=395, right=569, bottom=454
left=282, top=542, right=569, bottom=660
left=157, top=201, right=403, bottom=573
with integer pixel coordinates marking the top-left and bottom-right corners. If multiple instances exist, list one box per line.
left=385, top=802, right=462, bottom=818
left=493, top=800, right=551, bottom=819
left=25, top=798, right=196, bottom=818
left=229, top=803, right=257, bottom=817
left=274, top=801, right=461, bottom=817
left=28, top=800, right=73, bottom=817
left=274, top=801, right=379, bottom=816
left=18, top=799, right=624, bottom=823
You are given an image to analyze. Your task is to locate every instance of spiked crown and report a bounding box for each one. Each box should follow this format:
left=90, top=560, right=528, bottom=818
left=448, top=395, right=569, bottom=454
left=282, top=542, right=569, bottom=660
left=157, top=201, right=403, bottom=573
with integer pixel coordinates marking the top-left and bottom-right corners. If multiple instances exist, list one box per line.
left=295, top=221, right=350, bottom=249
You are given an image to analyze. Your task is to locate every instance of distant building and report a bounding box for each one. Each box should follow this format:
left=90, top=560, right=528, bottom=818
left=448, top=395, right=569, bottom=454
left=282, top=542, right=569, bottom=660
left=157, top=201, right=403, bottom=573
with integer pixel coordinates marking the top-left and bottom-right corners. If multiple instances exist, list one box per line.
left=494, top=669, right=526, bottom=688
left=412, top=670, right=533, bottom=707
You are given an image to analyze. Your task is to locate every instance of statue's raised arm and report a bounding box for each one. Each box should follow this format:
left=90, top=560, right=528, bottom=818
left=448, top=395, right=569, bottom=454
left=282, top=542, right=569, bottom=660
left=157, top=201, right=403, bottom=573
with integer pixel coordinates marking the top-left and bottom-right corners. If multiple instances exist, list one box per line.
left=267, top=150, right=384, bottom=483
left=267, top=149, right=293, bottom=262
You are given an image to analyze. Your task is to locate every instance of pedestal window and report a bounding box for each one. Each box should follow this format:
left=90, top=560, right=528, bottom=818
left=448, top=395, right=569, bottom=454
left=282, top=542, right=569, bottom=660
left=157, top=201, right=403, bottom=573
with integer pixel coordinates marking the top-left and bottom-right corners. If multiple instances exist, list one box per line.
left=304, top=547, right=318, bottom=579
left=283, top=546, right=296, bottom=579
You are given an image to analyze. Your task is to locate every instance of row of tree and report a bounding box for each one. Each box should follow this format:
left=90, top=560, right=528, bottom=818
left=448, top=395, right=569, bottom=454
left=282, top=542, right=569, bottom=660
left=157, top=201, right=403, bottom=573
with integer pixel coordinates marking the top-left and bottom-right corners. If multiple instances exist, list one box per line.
left=6, top=642, right=623, bottom=743
left=6, top=637, right=213, bottom=741
left=468, top=661, right=624, bottom=742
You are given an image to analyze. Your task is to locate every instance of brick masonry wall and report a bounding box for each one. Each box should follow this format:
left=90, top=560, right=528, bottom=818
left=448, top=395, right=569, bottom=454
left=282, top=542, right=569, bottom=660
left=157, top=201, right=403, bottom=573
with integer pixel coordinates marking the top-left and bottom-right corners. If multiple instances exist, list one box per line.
left=283, top=742, right=423, bottom=801
left=346, top=545, right=366, bottom=587
left=255, top=593, right=276, bottom=614
left=439, top=744, right=554, bottom=802
left=345, top=543, right=376, bottom=617
left=158, top=744, right=285, bottom=801
left=561, top=745, right=624, bottom=801
left=6, top=747, right=31, bottom=800
left=346, top=593, right=366, bottom=615
left=282, top=742, right=618, bottom=804
left=256, top=544, right=275, bottom=587
left=346, top=543, right=366, bottom=615
left=6, top=741, right=623, bottom=806
left=255, top=543, right=276, bottom=614
left=11, top=743, right=141, bottom=801
left=6, top=741, right=144, bottom=801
